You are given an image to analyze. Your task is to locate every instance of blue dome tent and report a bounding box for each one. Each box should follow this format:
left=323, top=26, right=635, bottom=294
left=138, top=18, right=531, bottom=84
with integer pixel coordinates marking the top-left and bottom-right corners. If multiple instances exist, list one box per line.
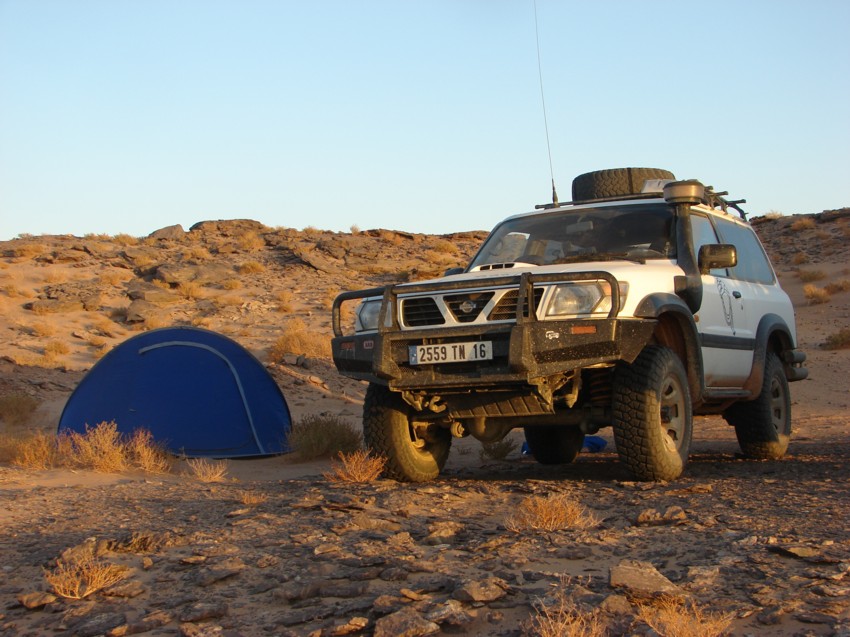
left=58, top=327, right=292, bottom=458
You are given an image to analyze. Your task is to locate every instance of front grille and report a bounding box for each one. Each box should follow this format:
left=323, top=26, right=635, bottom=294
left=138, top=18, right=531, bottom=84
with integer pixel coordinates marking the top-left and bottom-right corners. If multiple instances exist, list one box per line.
left=444, top=291, right=494, bottom=323
left=402, top=297, right=444, bottom=326
left=489, top=288, right=544, bottom=321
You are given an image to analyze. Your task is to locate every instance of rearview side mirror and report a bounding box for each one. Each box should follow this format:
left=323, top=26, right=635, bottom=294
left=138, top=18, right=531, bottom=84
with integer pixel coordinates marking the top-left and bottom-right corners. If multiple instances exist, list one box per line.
left=698, top=244, right=737, bottom=274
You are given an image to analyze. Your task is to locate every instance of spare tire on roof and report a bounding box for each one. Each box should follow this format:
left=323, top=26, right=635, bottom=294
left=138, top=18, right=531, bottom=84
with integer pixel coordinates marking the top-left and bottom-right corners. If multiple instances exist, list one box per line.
left=572, top=167, right=676, bottom=202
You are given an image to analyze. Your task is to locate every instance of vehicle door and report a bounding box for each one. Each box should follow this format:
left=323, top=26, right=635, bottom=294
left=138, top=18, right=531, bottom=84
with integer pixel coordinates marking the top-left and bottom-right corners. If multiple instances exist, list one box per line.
left=689, top=213, right=753, bottom=386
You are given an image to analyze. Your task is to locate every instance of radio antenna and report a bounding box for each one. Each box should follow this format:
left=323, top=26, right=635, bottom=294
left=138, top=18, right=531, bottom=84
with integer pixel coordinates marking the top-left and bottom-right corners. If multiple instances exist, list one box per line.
left=533, top=0, right=558, bottom=205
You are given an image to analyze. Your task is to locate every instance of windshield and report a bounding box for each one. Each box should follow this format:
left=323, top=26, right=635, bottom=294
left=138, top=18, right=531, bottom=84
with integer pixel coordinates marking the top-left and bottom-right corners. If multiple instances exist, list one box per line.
left=468, top=203, right=677, bottom=269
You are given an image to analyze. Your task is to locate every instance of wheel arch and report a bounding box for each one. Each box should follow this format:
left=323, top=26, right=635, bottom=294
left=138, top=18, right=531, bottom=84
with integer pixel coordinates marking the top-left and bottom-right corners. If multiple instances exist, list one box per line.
left=634, top=293, right=704, bottom=404
left=741, top=314, right=797, bottom=396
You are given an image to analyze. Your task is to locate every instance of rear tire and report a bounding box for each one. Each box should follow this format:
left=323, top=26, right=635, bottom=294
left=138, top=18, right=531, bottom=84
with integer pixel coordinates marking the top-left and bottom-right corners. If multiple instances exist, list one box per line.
left=363, top=384, right=451, bottom=482
left=612, top=346, right=693, bottom=481
left=523, top=426, right=585, bottom=464
left=724, top=352, right=791, bottom=459
left=571, top=167, right=675, bottom=201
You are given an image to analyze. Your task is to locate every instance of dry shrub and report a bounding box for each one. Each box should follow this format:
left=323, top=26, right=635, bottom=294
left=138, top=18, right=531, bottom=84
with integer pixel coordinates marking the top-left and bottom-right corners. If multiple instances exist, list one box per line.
left=216, top=295, right=244, bottom=307
left=635, top=596, right=733, bottom=637
left=178, top=281, right=204, bottom=300
left=185, top=457, right=229, bottom=482
left=790, top=217, right=816, bottom=231
left=63, top=422, right=127, bottom=472
left=275, top=290, right=293, bottom=312
left=9, top=242, right=48, bottom=258
left=183, top=246, right=212, bottom=262
left=797, top=269, right=826, bottom=282
left=479, top=437, right=519, bottom=461
left=44, top=554, right=128, bottom=600
left=42, top=270, right=68, bottom=284
left=28, top=321, right=56, bottom=337
left=221, top=278, right=242, bottom=290
left=112, top=233, right=139, bottom=246
left=324, top=449, right=386, bottom=482
left=431, top=238, right=460, bottom=255
left=239, top=490, right=268, bottom=506
left=87, top=335, right=107, bottom=348
left=267, top=318, right=330, bottom=359
left=99, top=269, right=133, bottom=286
left=7, top=432, right=59, bottom=469
left=288, top=414, right=362, bottom=460
left=44, top=340, right=70, bottom=357
left=803, top=284, right=830, bottom=305
left=823, top=328, right=850, bottom=350
left=0, top=393, right=39, bottom=426
left=505, top=494, right=599, bottom=533
left=791, top=252, right=809, bottom=265
left=237, top=232, right=265, bottom=252
left=524, top=581, right=605, bottom=637
left=125, top=429, right=171, bottom=473
left=238, top=260, right=265, bottom=274
left=824, top=279, right=850, bottom=295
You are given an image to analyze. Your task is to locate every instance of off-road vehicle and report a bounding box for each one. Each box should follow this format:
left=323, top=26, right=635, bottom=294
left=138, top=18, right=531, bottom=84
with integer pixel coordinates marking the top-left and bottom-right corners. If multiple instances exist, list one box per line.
left=331, top=167, right=808, bottom=482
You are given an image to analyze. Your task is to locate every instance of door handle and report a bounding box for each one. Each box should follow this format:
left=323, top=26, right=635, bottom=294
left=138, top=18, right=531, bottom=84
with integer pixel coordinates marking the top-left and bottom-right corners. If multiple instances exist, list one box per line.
left=732, top=291, right=742, bottom=299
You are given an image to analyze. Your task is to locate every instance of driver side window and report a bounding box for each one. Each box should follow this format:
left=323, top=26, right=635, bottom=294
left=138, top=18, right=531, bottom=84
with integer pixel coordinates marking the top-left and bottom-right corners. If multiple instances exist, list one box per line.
left=690, top=214, right=727, bottom=277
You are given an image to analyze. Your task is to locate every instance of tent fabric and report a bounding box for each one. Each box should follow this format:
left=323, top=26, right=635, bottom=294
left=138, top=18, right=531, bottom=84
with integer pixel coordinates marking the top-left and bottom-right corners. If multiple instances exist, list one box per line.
left=58, top=327, right=291, bottom=458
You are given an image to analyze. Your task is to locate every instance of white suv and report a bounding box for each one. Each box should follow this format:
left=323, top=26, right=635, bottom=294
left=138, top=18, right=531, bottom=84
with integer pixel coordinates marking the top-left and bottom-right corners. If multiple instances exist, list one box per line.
left=332, top=168, right=807, bottom=482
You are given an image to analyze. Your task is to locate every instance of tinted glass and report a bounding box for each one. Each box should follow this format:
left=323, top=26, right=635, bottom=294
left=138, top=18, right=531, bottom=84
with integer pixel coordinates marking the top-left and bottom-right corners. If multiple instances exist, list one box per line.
left=714, top=217, right=775, bottom=284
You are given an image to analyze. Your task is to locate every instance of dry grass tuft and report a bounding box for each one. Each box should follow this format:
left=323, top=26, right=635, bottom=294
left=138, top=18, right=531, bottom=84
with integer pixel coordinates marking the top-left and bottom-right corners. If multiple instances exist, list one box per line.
left=288, top=414, right=362, bottom=460
left=6, top=432, right=59, bottom=469
left=267, top=318, right=330, bottom=359
left=0, top=392, right=40, bottom=426
left=635, top=596, right=733, bottom=637
left=479, top=438, right=519, bottom=461
left=823, top=328, right=850, bottom=350
left=275, top=290, right=293, bottom=312
left=324, top=449, right=386, bottom=482
left=44, top=554, right=128, bottom=600
left=237, top=232, right=265, bottom=252
left=44, top=340, right=70, bottom=357
left=177, top=281, right=205, bottom=300
left=185, top=457, right=229, bottom=482
left=238, top=260, right=265, bottom=274
left=505, top=494, right=599, bottom=533
left=790, top=217, right=816, bottom=231
left=62, top=422, right=128, bottom=472
left=524, top=581, right=606, bottom=637
left=6, top=422, right=169, bottom=473
left=239, top=490, right=268, bottom=506
left=803, top=284, right=830, bottom=305
left=791, top=252, right=809, bottom=265
left=797, top=269, right=826, bottom=282
left=125, top=429, right=171, bottom=473
left=28, top=321, right=56, bottom=337
left=112, top=233, right=139, bottom=246
left=824, top=279, right=850, bottom=295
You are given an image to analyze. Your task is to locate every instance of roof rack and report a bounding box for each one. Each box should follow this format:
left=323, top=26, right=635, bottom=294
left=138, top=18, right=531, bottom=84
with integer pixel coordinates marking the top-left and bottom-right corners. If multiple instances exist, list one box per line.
left=534, top=185, right=749, bottom=221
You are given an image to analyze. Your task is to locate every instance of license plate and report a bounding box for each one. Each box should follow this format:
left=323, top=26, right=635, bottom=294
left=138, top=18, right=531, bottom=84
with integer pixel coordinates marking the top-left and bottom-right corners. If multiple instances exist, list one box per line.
left=409, top=341, right=493, bottom=365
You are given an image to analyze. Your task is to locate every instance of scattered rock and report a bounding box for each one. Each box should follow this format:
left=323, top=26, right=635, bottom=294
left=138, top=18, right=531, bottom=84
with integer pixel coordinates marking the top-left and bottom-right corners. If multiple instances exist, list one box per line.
left=609, top=560, right=682, bottom=597
left=373, top=607, right=440, bottom=637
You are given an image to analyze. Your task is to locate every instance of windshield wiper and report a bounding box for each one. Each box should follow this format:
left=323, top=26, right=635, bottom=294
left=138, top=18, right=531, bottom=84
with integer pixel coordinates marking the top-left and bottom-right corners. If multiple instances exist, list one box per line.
left=554, top=252, right=645, bottom=265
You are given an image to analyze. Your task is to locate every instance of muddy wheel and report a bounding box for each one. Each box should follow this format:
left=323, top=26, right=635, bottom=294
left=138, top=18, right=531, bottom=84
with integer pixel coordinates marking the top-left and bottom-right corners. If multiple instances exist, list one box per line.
left=363, top=383, right=451, bottom=482
left=523, top=426, right=585, bottom=464
left=612, top=345, right=693, bottom=481
left=571, top=167, right=675, bottom=201
left=724, top=352, right=791, bottom=459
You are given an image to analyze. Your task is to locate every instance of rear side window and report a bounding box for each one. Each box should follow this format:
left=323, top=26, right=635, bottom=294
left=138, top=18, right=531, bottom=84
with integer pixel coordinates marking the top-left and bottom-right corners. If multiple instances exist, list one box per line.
left=714, top=218, right=775, bottom=284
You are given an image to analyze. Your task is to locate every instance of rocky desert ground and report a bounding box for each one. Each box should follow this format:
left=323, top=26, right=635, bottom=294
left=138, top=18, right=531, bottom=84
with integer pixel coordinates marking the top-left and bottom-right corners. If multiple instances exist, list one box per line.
left=1, top=208, right=849, bottom=636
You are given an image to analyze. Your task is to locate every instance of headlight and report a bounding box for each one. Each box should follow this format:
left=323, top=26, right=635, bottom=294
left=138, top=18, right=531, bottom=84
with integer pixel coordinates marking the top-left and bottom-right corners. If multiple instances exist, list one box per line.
left=356, top=300, right=383, bottom=332
left=545, top=281, right=628, bottom=318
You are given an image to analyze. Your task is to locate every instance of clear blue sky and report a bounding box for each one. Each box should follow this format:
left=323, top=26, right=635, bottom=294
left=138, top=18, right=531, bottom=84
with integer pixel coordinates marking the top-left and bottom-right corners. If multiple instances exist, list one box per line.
left=1, top=1, right=848, bottom=240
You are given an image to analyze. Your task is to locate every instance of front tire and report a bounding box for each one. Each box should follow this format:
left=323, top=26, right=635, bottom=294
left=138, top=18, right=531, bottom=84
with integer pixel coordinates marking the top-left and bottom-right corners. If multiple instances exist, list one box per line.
left=612, top=346, right=693, bottom=481
left=523, top=426, right=585, bottom=465
left=363, top=384, right=451, bottom=482
left=724, top=352, right=791, bottom=459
